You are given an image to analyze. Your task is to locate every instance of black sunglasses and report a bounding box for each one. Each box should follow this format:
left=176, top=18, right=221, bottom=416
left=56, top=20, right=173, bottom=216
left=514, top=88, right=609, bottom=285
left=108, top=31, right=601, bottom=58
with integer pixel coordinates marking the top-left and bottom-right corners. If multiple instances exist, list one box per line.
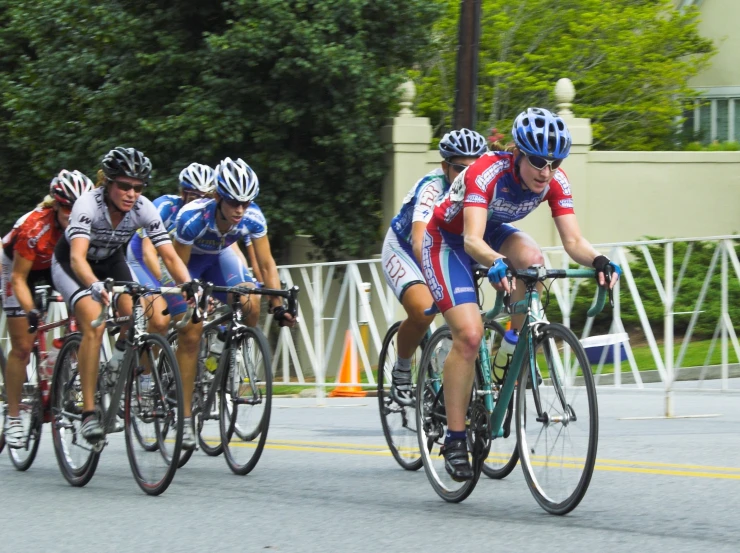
left=525, top=155, right=563, bottom=172
left=111, top=179, right=146, bottom=193
left=222, top=197, right=251, bottom=209
left=445, top=160, right=474, bottom=173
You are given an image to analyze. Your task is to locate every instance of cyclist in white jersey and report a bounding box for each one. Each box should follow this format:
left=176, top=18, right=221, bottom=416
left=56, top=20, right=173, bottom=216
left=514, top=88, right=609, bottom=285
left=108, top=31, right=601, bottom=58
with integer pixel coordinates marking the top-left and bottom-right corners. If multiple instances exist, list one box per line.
left=382, top=129, right=487, bottom=405
left=51, top=147, right=196, bottom=443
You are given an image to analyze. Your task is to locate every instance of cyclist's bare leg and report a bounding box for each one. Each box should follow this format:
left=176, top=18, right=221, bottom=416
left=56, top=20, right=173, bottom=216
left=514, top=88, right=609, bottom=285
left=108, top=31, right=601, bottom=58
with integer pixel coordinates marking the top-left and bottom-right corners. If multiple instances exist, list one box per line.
left=5, top=316, right=35, bottom=417
left=143, top=294, right=170, bottom=335
left=231, top=281, right=260, bottom=328
left=498, top=232, right=545, bottom=330
left=172, top=315, right=202, bottom=418
left=74, top=297, right=109, bottom=412
left=441, top=302, right=483, bottom=432
left=397, top=283, right=435, bottom=360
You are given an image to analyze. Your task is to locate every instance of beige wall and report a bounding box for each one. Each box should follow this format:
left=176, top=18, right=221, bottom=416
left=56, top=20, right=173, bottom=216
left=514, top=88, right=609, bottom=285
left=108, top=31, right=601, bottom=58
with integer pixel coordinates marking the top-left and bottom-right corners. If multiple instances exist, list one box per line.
left=687, top=0, right=740, bottom=89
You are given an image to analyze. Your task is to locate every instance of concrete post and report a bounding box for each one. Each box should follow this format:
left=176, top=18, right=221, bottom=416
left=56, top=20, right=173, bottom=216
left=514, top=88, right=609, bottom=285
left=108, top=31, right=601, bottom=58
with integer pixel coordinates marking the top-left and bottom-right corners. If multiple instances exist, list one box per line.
left=555, top=78, right=594, bottom=241
left=380, top=80, right=433, bottom=233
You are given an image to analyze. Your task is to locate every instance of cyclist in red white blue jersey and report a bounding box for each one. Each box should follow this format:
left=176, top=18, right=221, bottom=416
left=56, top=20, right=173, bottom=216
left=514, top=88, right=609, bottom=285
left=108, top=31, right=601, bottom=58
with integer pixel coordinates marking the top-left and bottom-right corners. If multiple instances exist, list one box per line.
left=381, top=129, right=487, bottom=405
left=422, top=108, right=621, bottom=481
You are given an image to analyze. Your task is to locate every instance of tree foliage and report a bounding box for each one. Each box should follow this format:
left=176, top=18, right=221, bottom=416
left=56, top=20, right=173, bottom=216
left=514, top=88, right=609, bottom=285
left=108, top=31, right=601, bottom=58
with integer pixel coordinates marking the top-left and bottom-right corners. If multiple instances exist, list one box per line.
left=415, top=0, right=714, bottom=150
left=0, top=0, right=440, bottom=258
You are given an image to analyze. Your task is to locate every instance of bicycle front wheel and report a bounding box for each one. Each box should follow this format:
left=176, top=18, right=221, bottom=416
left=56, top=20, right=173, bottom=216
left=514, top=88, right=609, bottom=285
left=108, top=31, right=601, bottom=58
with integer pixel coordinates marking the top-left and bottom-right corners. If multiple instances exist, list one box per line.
left=8, top=350, right=43, bottom=471
left=481, top=320, right=519, bottom=480
left=220, top=327, right=272, bottom=475
left=51, top=334, right=100, bottom=487
left=416, top=326, right=481, bottom=503
left=124, top=333, right=183, bottom=496
left=377, top=322, right=423, bottom=471
left=516, top=323, right=598, bottom=515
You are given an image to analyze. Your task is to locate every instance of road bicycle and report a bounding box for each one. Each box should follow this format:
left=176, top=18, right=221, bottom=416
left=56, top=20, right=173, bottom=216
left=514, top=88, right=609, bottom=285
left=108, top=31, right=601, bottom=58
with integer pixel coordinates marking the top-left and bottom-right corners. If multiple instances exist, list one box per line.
left=0, top=285, right=75, bottom=470
left=170, top=282, right=298, bottom=475
left=50, top=279, right=195, bottom=495
left=417, top=265, right=607, bottom=514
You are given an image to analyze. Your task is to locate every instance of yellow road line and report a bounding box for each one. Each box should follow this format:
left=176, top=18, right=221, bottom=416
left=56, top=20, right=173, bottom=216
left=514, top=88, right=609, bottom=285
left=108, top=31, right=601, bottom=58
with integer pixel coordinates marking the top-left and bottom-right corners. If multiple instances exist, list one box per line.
left=200, top=437, right=740, bottom=478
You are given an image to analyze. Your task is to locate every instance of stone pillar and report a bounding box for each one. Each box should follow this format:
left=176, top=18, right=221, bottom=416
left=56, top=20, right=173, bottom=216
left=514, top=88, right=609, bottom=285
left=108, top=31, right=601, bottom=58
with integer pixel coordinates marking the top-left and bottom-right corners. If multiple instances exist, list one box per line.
left=380, top=81, right=433, bottom=233
left=555, top=78, right=593, bottom=241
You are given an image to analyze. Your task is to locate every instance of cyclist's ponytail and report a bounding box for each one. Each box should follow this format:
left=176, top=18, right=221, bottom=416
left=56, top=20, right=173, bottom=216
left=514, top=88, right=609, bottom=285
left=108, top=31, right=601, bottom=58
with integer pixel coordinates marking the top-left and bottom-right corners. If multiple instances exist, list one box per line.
left=37, top=195, right=56, bottom=209
left=95, top=169, right=107, bottom=188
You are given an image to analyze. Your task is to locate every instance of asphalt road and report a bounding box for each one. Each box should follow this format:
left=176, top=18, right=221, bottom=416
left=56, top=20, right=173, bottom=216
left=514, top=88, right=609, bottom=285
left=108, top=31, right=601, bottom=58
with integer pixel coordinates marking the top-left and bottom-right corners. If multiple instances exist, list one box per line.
left=1, top=385, right=739, bottom=553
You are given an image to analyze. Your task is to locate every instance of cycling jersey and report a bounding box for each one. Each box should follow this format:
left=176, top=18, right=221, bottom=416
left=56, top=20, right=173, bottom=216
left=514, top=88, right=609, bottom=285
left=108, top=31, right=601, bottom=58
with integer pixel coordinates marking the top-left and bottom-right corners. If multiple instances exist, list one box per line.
left=433, top=151, right=574, bottom=236
left=63, top=187, right=171, bottom=262
left=2, top=207, right=61, bottom=271
left=390, top=168, right=448, bottom=246
left=174, top=198, right=266, bottom=255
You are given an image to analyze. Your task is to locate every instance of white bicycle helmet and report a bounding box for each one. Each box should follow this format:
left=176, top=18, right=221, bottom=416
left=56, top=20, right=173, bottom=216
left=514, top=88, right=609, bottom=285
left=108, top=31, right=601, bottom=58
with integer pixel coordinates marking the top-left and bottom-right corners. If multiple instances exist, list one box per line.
left=215, top=157, right=259, bottom=202
left=50, top=170, right=94, bottom=207
left=439, top=129, right=488, bottom=159
left=179, top=163, right=216, bottom=195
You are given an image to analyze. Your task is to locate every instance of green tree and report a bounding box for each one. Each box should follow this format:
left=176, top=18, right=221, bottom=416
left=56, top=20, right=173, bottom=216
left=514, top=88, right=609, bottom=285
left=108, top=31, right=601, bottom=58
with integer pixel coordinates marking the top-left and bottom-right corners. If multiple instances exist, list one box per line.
left=415, top=0, right=714, bottom=150
left=0, top=0, right=440, bottom=258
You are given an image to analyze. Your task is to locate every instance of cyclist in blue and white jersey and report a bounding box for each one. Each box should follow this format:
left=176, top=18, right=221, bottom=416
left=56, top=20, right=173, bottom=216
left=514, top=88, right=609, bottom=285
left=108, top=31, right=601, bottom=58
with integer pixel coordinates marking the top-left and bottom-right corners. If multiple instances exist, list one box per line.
left=51, top=147, right=197, bottom=443
left=381, top=129, right=487, bottom=405
left=126, top=162, right=216, bottom=335
left=171, top=157, right=296, bottom=441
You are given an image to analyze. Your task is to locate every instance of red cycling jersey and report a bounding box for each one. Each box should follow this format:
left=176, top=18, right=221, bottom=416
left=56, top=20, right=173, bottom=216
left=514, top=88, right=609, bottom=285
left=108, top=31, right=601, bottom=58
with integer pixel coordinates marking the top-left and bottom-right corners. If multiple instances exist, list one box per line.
left=2, top=207, right=62, bottom=271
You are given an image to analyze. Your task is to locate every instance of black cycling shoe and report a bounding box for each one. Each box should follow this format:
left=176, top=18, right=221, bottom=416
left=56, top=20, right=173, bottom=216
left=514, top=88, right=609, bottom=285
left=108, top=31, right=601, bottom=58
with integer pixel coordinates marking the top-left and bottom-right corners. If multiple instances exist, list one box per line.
left=441, top=439, right=473, bottom=482
left=390, top=368, right=414, bottom=407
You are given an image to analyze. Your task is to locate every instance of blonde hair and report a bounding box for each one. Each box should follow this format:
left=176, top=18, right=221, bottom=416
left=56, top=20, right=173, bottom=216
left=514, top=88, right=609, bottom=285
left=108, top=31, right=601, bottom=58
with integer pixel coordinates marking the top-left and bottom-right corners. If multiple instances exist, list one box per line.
left=490, top=140, right=517, bottom=153
left=37, top=195, right=56, bottom=209
left=95, top=169, right=107, bottom=188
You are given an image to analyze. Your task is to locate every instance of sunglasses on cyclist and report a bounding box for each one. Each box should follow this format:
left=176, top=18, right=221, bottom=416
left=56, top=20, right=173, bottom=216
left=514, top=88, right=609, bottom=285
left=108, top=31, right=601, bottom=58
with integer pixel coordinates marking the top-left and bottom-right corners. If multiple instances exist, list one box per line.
left=221, top=197, right=251, bottom=209
left=445, top=160, right=474, bottom=173
left=111, top=180, right=146, bottom=193
left=524, top=154, right=563, bottom=172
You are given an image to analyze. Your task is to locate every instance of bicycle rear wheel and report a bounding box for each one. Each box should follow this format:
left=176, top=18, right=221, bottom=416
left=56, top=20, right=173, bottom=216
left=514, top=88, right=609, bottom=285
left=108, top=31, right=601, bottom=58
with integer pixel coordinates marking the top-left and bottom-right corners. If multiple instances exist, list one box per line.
left=481, top=320, right=519, bottom=480
left=51, top=334, right=100, bottom=487
left=8, top=350, right=43, bottom=471
left=124, top=333, right=183, bottom=496
left=197, top=328, right=225, bottom=456
left=377, top=322, right=423, bottom=471
left=516, top=323, right=598, bottom=515
left=416, top=326, right=481, bottom=503
left=220, top=327, right=272, bottom=476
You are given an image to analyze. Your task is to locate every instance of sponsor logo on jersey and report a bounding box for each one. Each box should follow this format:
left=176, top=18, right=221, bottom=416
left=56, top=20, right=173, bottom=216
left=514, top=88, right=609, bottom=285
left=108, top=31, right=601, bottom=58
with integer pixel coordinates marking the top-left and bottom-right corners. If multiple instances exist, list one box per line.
left=554, top=171, right=571, bottom=195
left=466, top=193, right=487, bottom=205
left=453, top=286, right=475, bottom=294
left=421, top=233, right=444, bottom=302
left=149, top=221, right=161, bottom=232
left=558, top=199, right=574, bottom=209
left=475, top=158, right=509, bottom=193
left=78, top=215, right=92, bottom=225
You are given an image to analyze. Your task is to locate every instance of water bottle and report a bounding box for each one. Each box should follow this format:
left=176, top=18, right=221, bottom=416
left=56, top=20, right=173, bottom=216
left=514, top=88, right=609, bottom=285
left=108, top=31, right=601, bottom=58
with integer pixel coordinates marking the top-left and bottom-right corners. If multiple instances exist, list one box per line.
left=205, top=326, right=227, bottom=373
left=493, top=329, right=519, bottom=371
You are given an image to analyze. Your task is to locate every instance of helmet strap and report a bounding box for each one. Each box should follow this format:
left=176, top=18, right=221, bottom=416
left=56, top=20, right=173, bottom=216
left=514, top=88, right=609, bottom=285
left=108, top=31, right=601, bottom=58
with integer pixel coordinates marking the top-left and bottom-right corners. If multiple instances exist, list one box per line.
left=514, top=154, right=531, bottom=192
left=215, top=199, right=233, bottom=232
left=103, top=183, right=127, bottom=215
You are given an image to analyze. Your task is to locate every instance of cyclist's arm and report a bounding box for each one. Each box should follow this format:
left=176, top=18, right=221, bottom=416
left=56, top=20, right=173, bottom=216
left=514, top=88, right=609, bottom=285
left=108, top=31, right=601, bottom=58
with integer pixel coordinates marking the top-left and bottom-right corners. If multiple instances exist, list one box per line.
left=173, top=240, right=192, bottom=267
left=69, top=237, right=99, bottom=288
left=156, top=242, right=191, bottom=285
left=141, top=236, right=162, bottom=280
left=250, top=234, right=284, bottom=311
left=462, top=206, right=499, bottom=267
left=10, top=254, right=35, bottom=313
left=246, top=242, right=264, bottom=283
left=554, top=214, right=617, bottom=287
left=411, top=221, right=427, bottom=266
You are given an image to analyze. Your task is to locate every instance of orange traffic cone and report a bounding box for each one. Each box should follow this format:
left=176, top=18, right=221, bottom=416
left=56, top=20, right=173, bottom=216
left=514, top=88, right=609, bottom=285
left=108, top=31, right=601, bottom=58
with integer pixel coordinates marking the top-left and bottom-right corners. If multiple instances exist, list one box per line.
left=329, top=330, right=366, bottom=397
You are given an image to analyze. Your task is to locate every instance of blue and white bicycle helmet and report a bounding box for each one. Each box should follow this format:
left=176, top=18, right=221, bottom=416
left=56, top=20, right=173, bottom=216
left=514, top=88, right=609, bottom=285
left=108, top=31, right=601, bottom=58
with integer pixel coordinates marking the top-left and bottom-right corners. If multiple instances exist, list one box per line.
left=179, top=163, right=216, bottom=195
left=511, top=108, right=571, bottom=159
left=439, top=129, right=488, bottom=160
left=215, top=157, right=259, bottom=202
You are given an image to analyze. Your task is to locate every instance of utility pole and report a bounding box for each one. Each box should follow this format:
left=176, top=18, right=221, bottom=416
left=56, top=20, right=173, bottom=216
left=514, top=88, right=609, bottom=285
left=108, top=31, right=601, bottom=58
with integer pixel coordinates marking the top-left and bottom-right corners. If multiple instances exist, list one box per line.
left=452, top=0, right=481, bottom=130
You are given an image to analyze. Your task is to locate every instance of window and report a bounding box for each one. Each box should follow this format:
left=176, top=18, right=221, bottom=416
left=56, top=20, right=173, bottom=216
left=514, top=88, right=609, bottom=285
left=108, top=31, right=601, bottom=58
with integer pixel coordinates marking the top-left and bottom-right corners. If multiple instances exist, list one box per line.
left=688, top=97, right=740, bottom=144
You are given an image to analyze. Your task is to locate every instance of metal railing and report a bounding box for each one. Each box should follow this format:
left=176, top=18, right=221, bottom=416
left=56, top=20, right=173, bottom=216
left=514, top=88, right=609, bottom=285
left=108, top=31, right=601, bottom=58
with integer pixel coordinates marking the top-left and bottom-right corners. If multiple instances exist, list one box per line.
left=2, top=236, right=738, bottom=415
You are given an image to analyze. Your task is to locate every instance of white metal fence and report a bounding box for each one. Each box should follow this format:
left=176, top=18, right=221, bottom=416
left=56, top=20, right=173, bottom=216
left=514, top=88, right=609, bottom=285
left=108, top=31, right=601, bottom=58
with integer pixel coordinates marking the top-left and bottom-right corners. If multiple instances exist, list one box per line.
left=2, top=236, right=738, bottom=415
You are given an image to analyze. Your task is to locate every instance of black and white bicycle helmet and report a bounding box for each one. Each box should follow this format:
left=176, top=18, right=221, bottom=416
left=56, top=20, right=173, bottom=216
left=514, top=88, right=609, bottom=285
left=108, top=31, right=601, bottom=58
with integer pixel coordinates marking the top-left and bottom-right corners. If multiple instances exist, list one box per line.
left=179, top=163, right=216, bottom=195
left=215, top=157, right=259, bottom=202
left=50, top=170, right=94, bottom=207
left=439, top=128, right=488, bottom=160
left=101, top=146, right=152, bottom=181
